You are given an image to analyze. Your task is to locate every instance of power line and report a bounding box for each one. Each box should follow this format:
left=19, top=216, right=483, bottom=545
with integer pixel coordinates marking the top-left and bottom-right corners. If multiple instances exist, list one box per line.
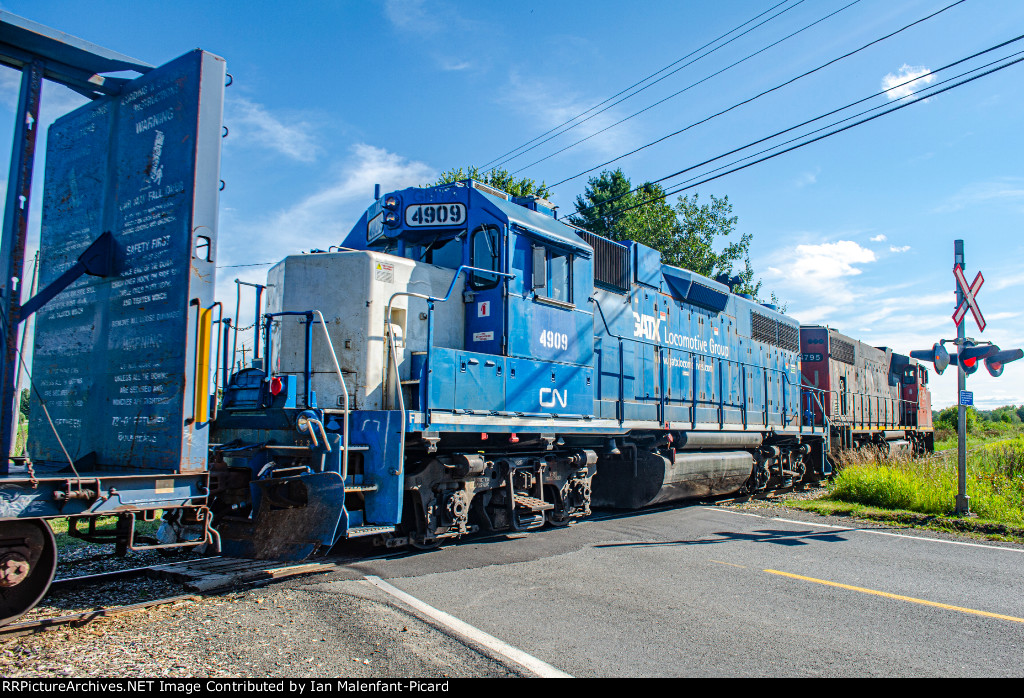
left=574, top=33, right=1024, bottom=217
left=653, top=48, right=1024, bottom=199
left=500, top=0, right=860, bottom=173
left=599, top=52, right=1024, bottom=219
left=480, top=0, right=805, bottom=169
left=544, top=0, right=968, bottom=190
left=216, top=262, right=274, bottom=268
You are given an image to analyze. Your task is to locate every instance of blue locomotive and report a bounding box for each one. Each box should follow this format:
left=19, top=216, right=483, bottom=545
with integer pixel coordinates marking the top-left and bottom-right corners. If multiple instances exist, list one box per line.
left=208, top=179, right=829, bottom=557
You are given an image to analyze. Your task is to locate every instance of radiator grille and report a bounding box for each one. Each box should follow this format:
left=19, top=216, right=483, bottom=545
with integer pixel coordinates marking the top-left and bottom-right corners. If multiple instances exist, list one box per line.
left=578, top=230, right=629, bottom=293
left=830, top=337, right=856, bottom=365
left=751, top=311, right=800, bottom=353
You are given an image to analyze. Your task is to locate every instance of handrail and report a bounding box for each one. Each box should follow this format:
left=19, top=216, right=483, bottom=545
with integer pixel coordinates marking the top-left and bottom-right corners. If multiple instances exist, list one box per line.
left=384, top=265, right=515, bottom=481
left=261, top=309, right=351, bottom=480
left=590, top=295, right=803, bottom=428
left=188, top=299, right=222, bottom=425
left=312, top=310, right=350, bottom=481
left=799, top=381, right=922, bottom=432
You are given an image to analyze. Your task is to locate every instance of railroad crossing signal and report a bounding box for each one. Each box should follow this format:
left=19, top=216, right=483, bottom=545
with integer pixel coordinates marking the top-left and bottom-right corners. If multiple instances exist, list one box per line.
left=909, top=240, right=1024, bottom=516
left=952, top=264, right=985, bottom=332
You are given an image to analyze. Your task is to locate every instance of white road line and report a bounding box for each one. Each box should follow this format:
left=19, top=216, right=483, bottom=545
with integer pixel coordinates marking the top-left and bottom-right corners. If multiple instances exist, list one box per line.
left=708, top=507, right=1024, bottom=554
left=364, top=575, right=573, bottom=679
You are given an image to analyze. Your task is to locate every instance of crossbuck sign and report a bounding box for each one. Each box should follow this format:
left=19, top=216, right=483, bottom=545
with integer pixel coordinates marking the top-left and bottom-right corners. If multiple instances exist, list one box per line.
left=953, top=264, right=985, bottom=332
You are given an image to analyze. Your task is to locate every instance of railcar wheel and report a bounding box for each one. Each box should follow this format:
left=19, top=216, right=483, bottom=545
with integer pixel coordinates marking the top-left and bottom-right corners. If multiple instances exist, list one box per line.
left=0, top=520, right=58, bottom=626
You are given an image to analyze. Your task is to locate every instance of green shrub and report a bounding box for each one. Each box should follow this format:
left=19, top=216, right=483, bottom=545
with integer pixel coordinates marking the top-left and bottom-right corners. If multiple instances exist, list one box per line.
left=826, top=442, right=1024, bottom=526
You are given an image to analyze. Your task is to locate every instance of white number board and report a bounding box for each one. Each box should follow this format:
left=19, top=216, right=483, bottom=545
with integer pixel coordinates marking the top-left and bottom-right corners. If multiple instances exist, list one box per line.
left=405, top=203, right=466, bottom=227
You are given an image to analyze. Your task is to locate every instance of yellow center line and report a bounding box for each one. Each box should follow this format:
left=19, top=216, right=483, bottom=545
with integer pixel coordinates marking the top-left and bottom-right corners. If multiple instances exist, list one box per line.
left=765, top=569, right=1024, bottom=624
left=709, top=560, right=746, bottom=568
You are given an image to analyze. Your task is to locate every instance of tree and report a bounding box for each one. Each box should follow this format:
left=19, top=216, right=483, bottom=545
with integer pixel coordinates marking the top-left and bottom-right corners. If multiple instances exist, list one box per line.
left=432, top=166, right=550, bottom=199
left=673, top=193, right=761, bottom=298
left=936, top=405, right=979, bottom=433
left=570, top=168, right=768, bottom=301
left=569, top=170, right=677, bottom=252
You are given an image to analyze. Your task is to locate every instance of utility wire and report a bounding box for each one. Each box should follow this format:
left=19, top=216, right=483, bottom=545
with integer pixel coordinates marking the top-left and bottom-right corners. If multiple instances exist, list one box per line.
left=650, top=48, right=1024, bottom=201
left=574, top=33, right=1024, bottom=216
left=500, top=0, right=859, bottom=173
left=217, top=261, right=275, bottom=268
left=544, top=0, right=968, bottom=189
left=481, top=0, right=804, bottom=169
left=600, top=52, right=1024, bottom=219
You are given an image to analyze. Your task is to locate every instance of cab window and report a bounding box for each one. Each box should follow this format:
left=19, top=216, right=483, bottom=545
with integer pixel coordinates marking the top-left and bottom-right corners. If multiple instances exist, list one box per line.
left=548, top=250, right=571, bottom=302
left=470, top=226, right=500, bottom=289
left=426, top=235, right=463, bottom=269
left=532, top=245, right=573, bottom=304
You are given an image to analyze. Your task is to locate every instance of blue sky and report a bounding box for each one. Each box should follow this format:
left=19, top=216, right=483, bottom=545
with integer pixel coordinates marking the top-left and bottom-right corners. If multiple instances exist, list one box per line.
left=3, top=0, right=1024, bottom=408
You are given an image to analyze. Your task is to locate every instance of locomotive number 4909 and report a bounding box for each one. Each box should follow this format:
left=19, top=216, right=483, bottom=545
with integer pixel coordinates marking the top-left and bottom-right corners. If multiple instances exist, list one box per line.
left=405, top=203, right=466, bottom=227
left=540, top=329, right=569, bottom=351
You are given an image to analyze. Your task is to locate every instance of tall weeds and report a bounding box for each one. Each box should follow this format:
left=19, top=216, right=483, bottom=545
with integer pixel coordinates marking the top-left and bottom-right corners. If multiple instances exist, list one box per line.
left=827, top=437, right=1024, bottom=525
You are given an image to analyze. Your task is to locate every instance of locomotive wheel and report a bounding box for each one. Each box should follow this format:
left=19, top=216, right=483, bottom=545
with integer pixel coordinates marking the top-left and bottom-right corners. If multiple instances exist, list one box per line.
left=0, top=520, right=58, bottom=626
left=409, top=537, right=442, bottom=551
left=545, top=505, right=570, bottom=528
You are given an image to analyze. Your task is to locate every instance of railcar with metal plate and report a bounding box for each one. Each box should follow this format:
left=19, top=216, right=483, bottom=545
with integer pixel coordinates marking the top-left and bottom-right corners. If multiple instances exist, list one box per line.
left=0, top=18, right=226, bottom=626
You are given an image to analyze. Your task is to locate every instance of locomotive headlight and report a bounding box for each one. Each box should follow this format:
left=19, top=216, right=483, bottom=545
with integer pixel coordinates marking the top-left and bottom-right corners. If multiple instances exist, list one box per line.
left=383, top=211, right=399, bottom=226
left=383, top=195, right=400, bottom=210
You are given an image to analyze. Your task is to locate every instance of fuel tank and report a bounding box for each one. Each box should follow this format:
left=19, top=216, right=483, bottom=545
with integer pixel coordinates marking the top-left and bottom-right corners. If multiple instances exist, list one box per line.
left=592, top=449, right=754, bottom=509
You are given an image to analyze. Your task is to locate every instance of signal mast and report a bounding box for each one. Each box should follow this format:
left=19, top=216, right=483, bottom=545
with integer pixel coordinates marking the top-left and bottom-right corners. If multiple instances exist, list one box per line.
left=911, top=240, right=1022, bottom=515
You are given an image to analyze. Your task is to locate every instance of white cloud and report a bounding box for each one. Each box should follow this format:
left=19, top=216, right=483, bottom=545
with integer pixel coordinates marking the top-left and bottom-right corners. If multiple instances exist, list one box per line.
left=933, top=178, right=1024, bottom=214
left=763, top=240, right=878, bottom=324
left=889, top=245, right=911, bottom=253
left=0, top=67, right=21, bottom=107
left=439, top=59, right=473, bottom=71
left=217, top=143, right=435, bottom=330
left=383, top=0, right=442, bottom=33
left=496, top=70, right=639, bottom=169
left=870, top=234, right=887, bottom=242
left=994, top=272, right=1024, bottom=291
left=787, top=240, right=876, bottom=281
left=225, top=96, right=320, bottom=163
left=382, top=0, right=483, bottom=72
left=219, top=143, right=433, bottom=262
left=794, top=168, right=819, bottom=188
left=882, top=64, right=935, bottom=101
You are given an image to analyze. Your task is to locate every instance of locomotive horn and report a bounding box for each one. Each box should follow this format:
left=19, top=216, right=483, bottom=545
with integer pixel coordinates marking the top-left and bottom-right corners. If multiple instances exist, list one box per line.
left=985, top=348, right=1024, bottom=378
left=910, top=343, right=950, bottom=375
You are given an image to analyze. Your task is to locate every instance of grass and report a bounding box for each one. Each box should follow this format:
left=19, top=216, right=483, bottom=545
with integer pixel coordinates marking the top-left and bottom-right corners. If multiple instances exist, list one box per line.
left=933, top=422, right=1024, bottom=452
left=791, top=438, right=1024, bottom=543
left=47, top=514, right=163, bottom=552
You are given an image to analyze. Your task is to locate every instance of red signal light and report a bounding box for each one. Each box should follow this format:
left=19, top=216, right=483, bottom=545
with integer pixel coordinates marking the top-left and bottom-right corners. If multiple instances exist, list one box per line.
left=270, top=377, right=283, bottom=396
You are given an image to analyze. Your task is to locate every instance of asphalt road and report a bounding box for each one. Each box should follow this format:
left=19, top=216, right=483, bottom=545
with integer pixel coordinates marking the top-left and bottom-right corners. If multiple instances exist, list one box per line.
left=299, top=504, right=1024, bottom=677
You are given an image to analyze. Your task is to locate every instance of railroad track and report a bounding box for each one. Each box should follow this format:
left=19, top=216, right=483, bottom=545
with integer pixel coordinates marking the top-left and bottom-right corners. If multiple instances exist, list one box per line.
left=0, top=557, right=336, bottom=639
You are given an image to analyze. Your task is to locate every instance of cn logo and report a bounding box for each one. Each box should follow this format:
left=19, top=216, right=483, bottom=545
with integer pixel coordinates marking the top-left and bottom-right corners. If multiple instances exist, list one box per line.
left=539, top=388, right=568, bottom=408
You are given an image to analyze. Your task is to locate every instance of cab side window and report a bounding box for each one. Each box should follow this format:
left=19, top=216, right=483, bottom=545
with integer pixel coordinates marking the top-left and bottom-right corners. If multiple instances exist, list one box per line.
left=532, top=245, right=573, bottom=304
left=470, top=226, right=500, bottom=289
